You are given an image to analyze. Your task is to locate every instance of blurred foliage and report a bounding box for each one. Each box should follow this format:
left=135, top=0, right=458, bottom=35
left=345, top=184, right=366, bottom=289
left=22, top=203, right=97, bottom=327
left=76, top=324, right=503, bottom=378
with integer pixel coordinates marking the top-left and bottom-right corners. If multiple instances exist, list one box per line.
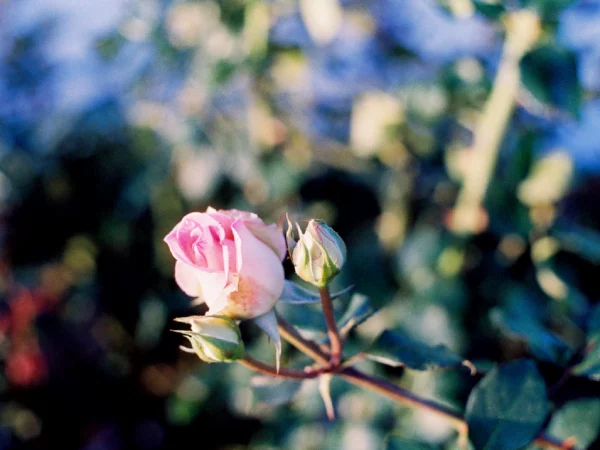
left=1, top=0, right=600, bottom=449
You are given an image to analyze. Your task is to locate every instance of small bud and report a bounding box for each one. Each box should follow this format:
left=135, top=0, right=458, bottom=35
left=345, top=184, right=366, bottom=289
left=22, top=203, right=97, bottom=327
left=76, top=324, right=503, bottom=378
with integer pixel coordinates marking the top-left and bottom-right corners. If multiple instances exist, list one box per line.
left=174, top=316, right=244, bottom=363
left=290, top=219, right=346, bottom=287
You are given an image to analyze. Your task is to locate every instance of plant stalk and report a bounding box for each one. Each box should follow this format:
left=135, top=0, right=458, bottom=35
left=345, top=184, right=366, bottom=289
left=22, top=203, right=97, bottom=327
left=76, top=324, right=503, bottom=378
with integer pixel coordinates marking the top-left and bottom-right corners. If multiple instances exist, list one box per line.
left=238, top=355, right=318, bottom=380
left=319, top=286, right=342, bottom=368
left=276, top=312, right=330, bottom=366
left=272, top=315, right=572, bottom=450
left=451, top=11, right=540, bottom=235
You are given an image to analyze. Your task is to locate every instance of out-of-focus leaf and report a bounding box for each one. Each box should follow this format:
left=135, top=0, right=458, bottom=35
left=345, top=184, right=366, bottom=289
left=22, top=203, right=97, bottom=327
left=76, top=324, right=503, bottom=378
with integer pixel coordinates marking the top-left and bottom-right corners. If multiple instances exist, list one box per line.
left=588, top=304, right=600, bottom=335
left=276, top=302, right=326, bottom=333
left=572, top=305, right=600, bottom=381
left=547, top=398, right=600, bottom=449
left=396, top=227, right=442, bottom=292
left=278, top=280, right=353, bottom=305
left=253, top=310, right=281, bottom=372
left=166, top=396, right=203, bottom=426
left=212, top=60, right=237, bottom=84
left=554, top=227, right=600, bottom=265
left=491, top=307, right=572, bottom=364
left=525, top=0, right=576, bottom=22
left=299, top=0, right=343, bottom=46
left=473, top=1, right=506, bottom=21
left=135, top=296, right=168, bottom=349
left=517, top=152, right=573, bottom=207
left=337, top=293, right=376, bottom=337
left=250, top=376, right=302, bottom=407
left=279, top=281, right=321, bottom=304
left=521, top=44, right=581, bottom=116
left=365, top=329, right=466, bottom=371
left=219, top=0, right=247, bottom=32
left=572, top=335, right=600, bottom=381
left=446, top=436, right=474, bottom=450
left=385, top=436, right=437, bottom=450
left=465, top=359, right=549, bottom=450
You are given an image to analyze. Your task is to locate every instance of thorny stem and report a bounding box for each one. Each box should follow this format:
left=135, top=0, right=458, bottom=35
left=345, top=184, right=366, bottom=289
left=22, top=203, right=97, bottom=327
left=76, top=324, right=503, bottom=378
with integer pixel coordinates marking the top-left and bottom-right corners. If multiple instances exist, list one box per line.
left=319, top=286, right=342, bottom=368
left=244, top=315, right=573, bottom=450
left=238, top=355, right=319, bottom=380
left=339, top=367, right=467, bottom=434
left=275, top=311, right=330, bottom=366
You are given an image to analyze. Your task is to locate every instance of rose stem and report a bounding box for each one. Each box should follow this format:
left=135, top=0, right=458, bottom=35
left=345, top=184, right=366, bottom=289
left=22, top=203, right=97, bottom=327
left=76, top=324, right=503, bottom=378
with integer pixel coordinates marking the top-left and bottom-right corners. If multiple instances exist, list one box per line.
left=273, top=315, right=571, bottom=450
left=275, top=312, right=330, bottom=366
left=238, top=355, right=318, bottom=380
left=319, top=286, right=342, bottom=368
left=339, top=367, right=467, bottom=434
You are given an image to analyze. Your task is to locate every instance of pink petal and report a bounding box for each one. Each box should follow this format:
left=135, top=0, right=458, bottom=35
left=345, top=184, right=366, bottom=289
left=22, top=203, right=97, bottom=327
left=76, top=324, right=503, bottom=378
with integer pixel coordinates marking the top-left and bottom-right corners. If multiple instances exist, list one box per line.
left=175, top=261, right=230, bottom=311
left=164, top=212, right=226, bottom=270
left=224, top=219, right=284, bottom=318
left=245, top=222, right=287, bottom=261
left=174, top=261, right=202, bottom=297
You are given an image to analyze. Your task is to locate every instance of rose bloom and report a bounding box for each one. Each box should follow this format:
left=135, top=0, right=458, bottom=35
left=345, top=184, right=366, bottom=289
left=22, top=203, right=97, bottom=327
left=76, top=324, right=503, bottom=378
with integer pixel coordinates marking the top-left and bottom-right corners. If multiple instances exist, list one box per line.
left=164, top=208, right=286, bottom=319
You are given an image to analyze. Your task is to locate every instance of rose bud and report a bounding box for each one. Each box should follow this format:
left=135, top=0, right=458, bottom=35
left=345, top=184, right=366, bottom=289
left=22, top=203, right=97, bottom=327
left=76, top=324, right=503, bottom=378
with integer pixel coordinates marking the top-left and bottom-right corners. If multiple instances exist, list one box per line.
left=174, top=316, right=244, bottom=363
left=164, top=208, right=287, bottom=319
left=290, top=219, right=346, bottom=287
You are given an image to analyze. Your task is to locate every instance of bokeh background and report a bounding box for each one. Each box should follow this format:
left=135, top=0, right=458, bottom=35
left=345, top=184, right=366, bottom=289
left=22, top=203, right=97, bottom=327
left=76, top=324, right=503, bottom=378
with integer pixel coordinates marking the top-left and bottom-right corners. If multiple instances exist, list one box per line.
left=1, top=0, right=600, bottom=448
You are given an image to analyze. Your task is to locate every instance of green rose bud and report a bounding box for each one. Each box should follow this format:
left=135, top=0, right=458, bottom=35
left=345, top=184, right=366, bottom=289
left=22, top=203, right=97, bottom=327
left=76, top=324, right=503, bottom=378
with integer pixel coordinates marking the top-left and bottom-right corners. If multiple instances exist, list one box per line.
left=173, top=315, right=244, bottom=363
left=288, top=218, right=346, bottom=287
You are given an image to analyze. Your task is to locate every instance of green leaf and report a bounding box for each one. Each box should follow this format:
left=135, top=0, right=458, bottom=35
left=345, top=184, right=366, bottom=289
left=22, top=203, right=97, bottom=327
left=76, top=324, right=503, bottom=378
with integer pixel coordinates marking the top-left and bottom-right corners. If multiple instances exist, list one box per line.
left=588, top=304, right=600, bottom=336
left=279, top=280, right=321, bottom=304
left=573, top=306, right=600, bottom=381
left=250, top=376, right=302, bottom=407
left=365, top=329, right=466, bottom=371
left=491, top=307, right=572, bottom=364
left=276, top=301, right=326, bottom=333
left=253, top=310, right=281, bottom=372
left=465, top=359, right=549, bottom=450
left=521, top=44, right=581, bottom=117
left=337, top=293, right=376, bottom=337
left=572, top=335, right=600, bottom=381
left=554, top=227, right=600, bottom=265
left=547, top=398, right=600, bottom=449
left=473, top=1, right=506, bottom=21
left=278, top=280, right=353, bottom=305
left=524, top=0, right=575, bottom=22
left=385, top=436, right=437, bottom=450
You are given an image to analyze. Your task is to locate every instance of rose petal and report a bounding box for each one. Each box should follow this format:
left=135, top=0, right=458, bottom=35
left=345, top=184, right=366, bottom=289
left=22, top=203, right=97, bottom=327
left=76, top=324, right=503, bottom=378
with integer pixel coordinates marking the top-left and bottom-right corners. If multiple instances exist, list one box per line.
left=165, top=213, right=227, bottom=271
left=206, top=208, right=236, bottom=240
left=245, top=222, right=287, bottom=261
left=207, top=207, right=259, bottom=224
left=174, top=261, right=203, bottom=297
left=196, top=270, right=229, bottom=313
left=221, top=219, right=284, bottom=318
left=175, top=261, right=229, bottom=313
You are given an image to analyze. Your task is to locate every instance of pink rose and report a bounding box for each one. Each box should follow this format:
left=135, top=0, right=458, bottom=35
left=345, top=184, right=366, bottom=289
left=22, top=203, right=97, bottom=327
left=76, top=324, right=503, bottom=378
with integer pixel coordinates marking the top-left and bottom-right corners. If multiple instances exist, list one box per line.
left=164, top=207, right=287, bottom=319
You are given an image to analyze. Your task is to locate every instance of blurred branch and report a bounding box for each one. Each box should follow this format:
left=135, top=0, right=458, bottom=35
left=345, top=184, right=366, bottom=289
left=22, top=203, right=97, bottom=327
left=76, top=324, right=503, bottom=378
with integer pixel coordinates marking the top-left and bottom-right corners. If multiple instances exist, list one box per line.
left=451, top=10, right=541, bottom=235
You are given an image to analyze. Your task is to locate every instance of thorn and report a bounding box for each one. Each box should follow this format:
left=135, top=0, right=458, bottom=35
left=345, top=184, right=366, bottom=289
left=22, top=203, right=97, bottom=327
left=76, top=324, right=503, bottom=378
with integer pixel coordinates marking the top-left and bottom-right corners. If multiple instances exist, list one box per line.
left=319, top=374, right=336, bottom=421
left=462, top=360, right=477, bottom=376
